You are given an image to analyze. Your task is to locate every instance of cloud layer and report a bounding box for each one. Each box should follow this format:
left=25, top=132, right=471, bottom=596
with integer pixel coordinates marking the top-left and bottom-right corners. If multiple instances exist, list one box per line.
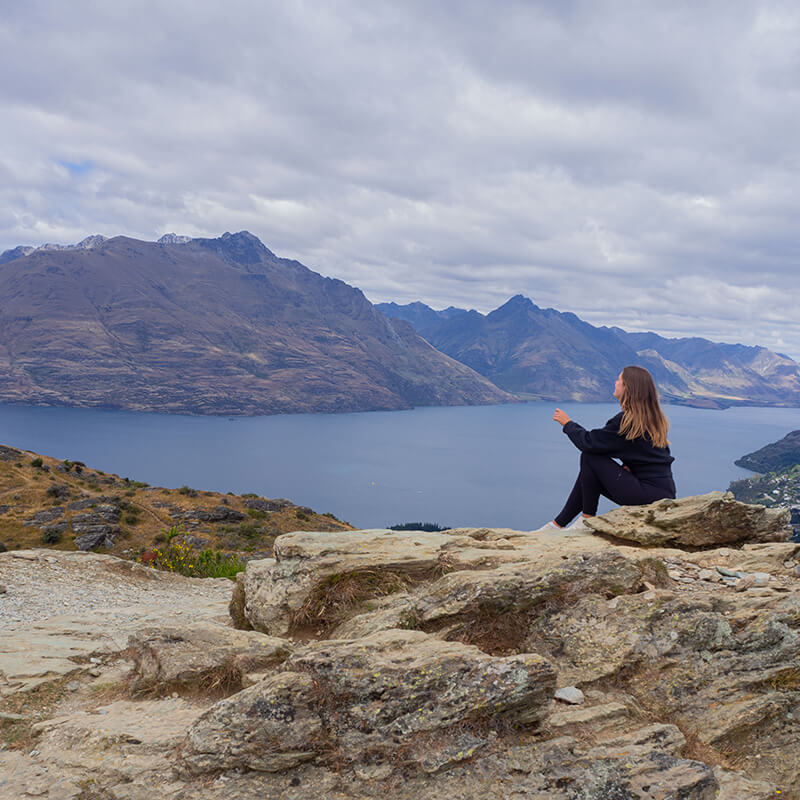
left=3, top=1, right=800, bottom=354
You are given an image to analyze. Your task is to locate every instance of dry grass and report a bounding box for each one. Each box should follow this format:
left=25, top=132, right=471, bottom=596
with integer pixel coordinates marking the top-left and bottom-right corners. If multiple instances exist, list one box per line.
left=0, top=676, right=72, bottom=751
left=290, top=566, right=453, bottom=636
left=440, top=608, right=534, bottom=656
left=0, top=447, right=353, bottom=558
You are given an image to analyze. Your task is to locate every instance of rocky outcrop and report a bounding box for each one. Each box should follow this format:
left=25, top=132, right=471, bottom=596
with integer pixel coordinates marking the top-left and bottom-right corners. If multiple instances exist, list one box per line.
left=583, top=490, right=791, bottom=546
left=181, top=629, right=556, bottom=774
left=2, top=493, right=799, bottom=799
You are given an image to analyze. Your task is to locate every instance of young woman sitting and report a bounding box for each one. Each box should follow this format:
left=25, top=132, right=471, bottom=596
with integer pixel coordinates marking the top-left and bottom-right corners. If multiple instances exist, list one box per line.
left=547, top=365, right=676, bottom=529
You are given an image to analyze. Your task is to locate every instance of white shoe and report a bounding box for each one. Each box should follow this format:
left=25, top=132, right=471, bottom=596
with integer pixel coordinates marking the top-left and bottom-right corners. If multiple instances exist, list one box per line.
left=567, top=517, right=589, bottom=530
left=537, top=521, right=563, bottom=531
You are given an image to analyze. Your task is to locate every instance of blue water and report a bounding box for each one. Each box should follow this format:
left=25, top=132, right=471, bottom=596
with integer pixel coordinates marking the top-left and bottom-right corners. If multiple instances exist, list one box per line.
left=1, top=402, right=799, bottom=530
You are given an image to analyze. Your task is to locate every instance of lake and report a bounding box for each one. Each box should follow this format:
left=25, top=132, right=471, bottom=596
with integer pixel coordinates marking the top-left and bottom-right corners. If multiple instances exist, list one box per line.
left=1, top=401, right=799, bottom=530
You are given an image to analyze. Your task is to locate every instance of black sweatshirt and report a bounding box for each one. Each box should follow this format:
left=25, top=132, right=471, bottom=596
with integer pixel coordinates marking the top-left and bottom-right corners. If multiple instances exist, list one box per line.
left=562, top=411, right=675, bottom=485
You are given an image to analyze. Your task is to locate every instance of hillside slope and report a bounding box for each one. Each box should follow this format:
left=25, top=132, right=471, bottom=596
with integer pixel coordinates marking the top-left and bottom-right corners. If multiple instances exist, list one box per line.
left=0, top=443, right=351, bottom=558
left=0, top=233, right=511, bottom=415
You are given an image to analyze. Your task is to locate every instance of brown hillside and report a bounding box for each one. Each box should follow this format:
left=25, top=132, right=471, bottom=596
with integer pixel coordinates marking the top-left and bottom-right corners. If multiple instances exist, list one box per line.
left=0, top=443, right=352, bottom=559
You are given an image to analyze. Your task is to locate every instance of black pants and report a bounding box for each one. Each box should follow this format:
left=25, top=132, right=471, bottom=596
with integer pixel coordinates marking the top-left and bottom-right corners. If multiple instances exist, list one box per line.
left=554, top=452, right=676, bottom=527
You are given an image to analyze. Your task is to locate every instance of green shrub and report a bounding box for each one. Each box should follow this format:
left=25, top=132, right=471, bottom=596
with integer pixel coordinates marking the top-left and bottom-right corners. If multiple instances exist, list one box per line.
left=122, top=512, right=140, bottom=526
left=238, top=522, right=262, bottom=540
left=30, top=457, right=43, bottom=468
left=141, top=543, right=246, bottom=580
left=41, top=527, right=62, bottom=544
left=295, top=510, right=309, bottom=521
left=166, top=525, right=184, bottom=542
left=177, top=485, right=193, bottom=495
left=246, top=508, right=266, bottom=519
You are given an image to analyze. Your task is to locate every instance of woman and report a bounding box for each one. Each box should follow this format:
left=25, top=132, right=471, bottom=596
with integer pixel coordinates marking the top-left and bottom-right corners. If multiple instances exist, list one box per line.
left=547, top=365, right=675, bottom=529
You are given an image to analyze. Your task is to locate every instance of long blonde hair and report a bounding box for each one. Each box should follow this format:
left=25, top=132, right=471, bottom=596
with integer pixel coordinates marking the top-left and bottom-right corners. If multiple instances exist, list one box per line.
left=618, top=365, right=670, bottom=448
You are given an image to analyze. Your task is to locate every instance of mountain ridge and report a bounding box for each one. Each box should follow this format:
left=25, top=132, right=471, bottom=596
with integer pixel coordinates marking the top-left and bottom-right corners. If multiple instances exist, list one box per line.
left=0, top=232, right=512, bottom=415
left=377, top=298, right=800, bottom=407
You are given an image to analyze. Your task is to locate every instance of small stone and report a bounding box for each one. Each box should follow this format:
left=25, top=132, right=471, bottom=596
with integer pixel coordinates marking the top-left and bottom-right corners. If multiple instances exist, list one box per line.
left=697, top=569, right=716, bottom=581
left=667, top=570, right=682, bottom=580
left=67, top=681, right=80, bottom=691
left=735, top=576, right=756, bottom=592
left=716, top=566, right=738, bottom=577
left=0, top=583, right=7, bottom=593
left=555, top=686, right=585, bottom=705
left=752, top=572, right=772, bottom=584
left=89, top=668, right=102, bottom=677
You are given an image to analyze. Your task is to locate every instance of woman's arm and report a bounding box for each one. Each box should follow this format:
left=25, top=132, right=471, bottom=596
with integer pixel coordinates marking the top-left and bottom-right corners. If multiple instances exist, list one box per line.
left=554, top=411, right=624, bottom=454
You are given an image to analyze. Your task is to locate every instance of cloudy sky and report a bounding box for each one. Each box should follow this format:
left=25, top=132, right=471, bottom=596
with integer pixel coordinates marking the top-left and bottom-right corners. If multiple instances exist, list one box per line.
left=3, top=1, right=800, bottom=355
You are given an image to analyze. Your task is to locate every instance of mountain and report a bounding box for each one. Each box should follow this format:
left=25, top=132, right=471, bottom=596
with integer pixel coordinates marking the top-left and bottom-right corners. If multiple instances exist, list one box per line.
left=0, top=232, right=512, bottom=415
left=378, top=297, right=800, bottom=406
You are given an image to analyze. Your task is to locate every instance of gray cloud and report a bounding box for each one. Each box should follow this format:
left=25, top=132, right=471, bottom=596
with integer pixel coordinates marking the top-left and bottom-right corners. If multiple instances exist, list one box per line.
left=2, top=1, right=800, bottom=354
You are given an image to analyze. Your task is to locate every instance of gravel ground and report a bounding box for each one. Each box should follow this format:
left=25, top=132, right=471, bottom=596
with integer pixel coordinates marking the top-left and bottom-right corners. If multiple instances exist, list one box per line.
left=0, top=549, right=233, bottom=631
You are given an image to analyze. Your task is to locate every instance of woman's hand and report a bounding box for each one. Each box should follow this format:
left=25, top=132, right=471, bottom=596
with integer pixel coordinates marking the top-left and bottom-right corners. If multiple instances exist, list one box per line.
left=553, top=408, right=571, bottom=426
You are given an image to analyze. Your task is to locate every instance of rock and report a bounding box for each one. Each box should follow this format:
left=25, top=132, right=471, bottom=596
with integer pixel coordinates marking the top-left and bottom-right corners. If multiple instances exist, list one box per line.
left=23, top=506, right=65, bottom=527
left=74, top=525, right=119, bottom=550
left=180, top=672, right=324, bottom=774
left=0, top=583, right=6, bottom=594
left=548, top=701, right=629, bottom=729
left=584, top=491, right=791, bottom=546
left=554, top=686, right=585, bottom=705
left=183, top=506, right=245, bottom=523
left=735, top=575, right=756, bottom=591
left=180, top=628, right=557, bottom=774
left=127, top=622, right=292, bottom=694
left=244, top=498, right=292, bottom=512
left=67, top=498, right=95, bottom=510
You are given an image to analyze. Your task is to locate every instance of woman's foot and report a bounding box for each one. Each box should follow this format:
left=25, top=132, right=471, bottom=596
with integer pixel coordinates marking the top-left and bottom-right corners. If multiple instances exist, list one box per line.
left=539, top=521, right=563, bottom=530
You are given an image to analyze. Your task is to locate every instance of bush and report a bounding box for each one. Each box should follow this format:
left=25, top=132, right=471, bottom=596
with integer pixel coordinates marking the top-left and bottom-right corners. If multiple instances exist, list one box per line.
left=295, top=510, right=310, bottom=521
left=46, top=484, right=69, bottom=500
left=177, top=485, right=197, bottom=496
left=41, top=527, right=63, bottom=544
left=140, top=543, right=246, bottom=580
left=30, top=457, right=43, bottom=468
left=238, top=522, right=262, bottom=540
left=246, top=508, right=266, bottom=519
left=122, top=511, right=140, bottom=526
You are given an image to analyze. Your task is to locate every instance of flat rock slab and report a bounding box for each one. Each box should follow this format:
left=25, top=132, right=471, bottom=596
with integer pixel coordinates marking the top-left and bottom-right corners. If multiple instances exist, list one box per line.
left=585, top=491, right=791, bottom=546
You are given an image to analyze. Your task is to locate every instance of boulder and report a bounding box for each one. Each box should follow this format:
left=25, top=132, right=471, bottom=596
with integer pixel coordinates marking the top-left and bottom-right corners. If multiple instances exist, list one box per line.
left=245, top=498, right=292, bottom=512
left=585, top=491, right=791, bottom=546
left=127, top=622, right=292, bottom=694
left=183, top=505, right=245, bottom=523
left=232, top=528, right=641, bottom=638
left=23, top=506, right=65, bottom=527
left=180, top=628, right=557, bottom=774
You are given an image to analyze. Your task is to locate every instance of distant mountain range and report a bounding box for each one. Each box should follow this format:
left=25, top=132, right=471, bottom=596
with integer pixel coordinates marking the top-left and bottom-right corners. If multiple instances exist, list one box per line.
left=377, top=298, right=800, bottom=408
left=2, top=230, right=799, bottom=415
left=0, top=232, right=510, bottom=415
